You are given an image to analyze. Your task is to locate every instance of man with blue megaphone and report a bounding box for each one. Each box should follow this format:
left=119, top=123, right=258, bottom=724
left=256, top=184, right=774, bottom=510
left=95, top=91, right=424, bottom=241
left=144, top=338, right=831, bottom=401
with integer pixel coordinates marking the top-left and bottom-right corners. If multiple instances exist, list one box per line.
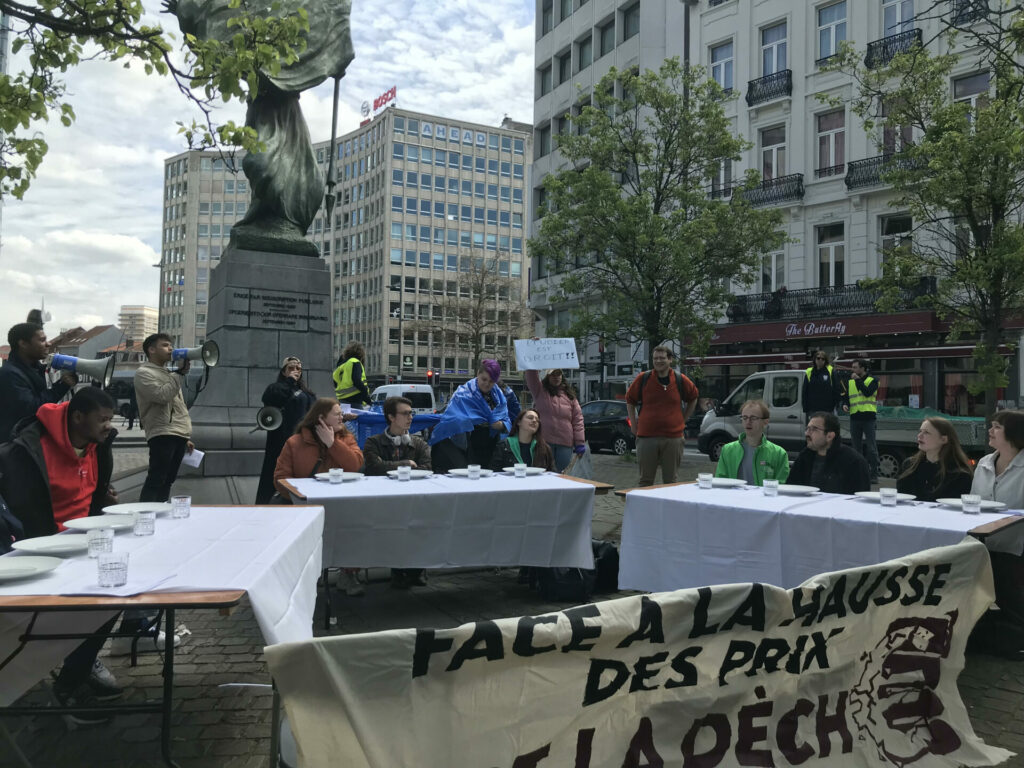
left=0, top=322, right=77, bottom=443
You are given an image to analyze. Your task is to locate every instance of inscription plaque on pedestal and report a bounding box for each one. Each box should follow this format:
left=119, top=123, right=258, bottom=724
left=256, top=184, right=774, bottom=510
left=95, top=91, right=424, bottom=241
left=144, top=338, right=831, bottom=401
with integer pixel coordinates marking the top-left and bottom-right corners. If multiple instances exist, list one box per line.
left=226, top=289, right=330, bottom=331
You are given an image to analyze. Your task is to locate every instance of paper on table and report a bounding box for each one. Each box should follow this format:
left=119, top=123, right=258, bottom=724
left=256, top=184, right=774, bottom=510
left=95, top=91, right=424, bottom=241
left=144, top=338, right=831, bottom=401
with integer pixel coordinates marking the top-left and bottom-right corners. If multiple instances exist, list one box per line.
left=181, top=449, right=204, bottom=468
left=64, top=571, right=177, bottom=598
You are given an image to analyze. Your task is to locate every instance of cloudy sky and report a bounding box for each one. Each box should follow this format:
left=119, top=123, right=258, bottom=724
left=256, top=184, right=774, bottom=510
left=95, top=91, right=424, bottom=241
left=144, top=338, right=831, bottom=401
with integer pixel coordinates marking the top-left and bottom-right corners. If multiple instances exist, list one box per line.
left=0, top=0, right=535, bottom=339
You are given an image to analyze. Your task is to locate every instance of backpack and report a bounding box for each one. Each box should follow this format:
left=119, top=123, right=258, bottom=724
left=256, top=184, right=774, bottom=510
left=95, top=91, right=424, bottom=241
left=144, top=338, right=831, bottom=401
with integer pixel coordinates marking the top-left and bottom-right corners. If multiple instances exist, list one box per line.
left=535, top=566, right=597, bottom=603
left=592, top=539, right=619, bottom=594
left=634, top=369, right=689, bottom=412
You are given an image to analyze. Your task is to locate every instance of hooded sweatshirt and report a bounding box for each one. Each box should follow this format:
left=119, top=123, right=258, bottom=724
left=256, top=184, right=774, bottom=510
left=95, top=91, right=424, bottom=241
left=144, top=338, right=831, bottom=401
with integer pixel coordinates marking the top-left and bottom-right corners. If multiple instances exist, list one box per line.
left=36, top=402, right=98, bottom=530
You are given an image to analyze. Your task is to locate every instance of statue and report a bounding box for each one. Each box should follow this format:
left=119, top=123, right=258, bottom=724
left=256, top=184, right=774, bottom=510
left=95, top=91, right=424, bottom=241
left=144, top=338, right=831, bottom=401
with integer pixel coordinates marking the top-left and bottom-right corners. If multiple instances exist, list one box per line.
left=172, top=0, right=354, bottom=257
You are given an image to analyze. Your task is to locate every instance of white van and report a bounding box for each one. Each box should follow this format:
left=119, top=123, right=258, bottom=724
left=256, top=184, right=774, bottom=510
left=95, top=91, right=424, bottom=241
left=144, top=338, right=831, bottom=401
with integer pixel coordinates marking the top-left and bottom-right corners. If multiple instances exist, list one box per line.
left=369, top=384, right=437, bottom=415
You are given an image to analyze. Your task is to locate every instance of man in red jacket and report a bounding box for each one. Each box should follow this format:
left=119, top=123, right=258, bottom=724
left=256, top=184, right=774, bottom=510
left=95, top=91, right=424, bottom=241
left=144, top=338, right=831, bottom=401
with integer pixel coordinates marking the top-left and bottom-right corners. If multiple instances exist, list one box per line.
left=0, top=387, right=123, bottom=723
left=625, top=346, right=699, bottom=486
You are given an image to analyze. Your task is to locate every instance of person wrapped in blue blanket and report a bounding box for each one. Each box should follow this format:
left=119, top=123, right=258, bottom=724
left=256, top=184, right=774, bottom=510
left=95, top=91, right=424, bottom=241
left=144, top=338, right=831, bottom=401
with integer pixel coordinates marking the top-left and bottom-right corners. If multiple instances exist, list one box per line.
left=429, top=359, right=511, bottom=474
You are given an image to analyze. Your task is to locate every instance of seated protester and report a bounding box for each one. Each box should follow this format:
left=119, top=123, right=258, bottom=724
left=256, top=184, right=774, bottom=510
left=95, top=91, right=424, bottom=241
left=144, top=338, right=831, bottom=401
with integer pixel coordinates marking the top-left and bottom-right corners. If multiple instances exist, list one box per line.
left=0, top=388, right=122, bottom=722
left=274, top=398, right=363, bottom=497
left=971, top=410, right=1024, bottom=507
left=429, top=360, right=511, bottom=474
left=490, top=410, right=555, bottom=472
left=363, top=396, right=431, bottom=590
left=714, top=399, right=789, bottom=486
left=788, top=411, right=870, bottom=494
left=896, top=417, right=974, bottom=502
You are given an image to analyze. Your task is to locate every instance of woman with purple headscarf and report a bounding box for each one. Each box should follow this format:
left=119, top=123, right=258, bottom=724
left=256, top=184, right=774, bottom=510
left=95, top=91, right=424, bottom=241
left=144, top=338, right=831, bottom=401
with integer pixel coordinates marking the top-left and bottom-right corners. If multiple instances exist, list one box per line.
left=429, top=360, right=511, bottom=473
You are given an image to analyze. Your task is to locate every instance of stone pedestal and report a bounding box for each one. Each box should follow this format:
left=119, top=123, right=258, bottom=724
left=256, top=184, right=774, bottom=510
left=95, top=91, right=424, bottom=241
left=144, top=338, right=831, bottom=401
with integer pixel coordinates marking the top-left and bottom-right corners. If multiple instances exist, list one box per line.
left=186, top=247, right=333, bottom=476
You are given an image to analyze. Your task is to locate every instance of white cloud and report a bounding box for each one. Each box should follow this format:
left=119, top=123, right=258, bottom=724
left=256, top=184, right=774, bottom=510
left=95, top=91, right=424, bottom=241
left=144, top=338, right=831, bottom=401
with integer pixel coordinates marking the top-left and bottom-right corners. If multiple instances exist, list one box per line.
left=0, top=0, right=535, bottom=336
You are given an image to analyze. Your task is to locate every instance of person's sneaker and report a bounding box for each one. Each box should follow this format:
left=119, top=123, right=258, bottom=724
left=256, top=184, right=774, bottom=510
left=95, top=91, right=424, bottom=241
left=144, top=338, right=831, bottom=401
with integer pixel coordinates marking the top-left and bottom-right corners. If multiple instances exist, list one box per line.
left=53, top=683, right=112, bottom=726
left=108, top=630, right=181, bottom=656
left=337, top=570, right=365, bottom=596
left=87, top=660, right=123, bottom=701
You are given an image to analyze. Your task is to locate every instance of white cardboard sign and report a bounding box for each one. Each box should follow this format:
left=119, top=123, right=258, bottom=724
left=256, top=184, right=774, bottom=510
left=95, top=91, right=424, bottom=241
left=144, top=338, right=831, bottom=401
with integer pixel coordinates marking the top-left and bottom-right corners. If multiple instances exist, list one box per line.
left=514, top=338, right=580, bottom=370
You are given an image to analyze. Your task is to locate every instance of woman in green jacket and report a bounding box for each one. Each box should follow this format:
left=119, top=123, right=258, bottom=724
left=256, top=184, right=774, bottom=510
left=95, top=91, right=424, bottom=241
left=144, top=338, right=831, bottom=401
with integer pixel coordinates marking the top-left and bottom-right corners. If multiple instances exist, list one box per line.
left=715, top=399, right=790, bottom=485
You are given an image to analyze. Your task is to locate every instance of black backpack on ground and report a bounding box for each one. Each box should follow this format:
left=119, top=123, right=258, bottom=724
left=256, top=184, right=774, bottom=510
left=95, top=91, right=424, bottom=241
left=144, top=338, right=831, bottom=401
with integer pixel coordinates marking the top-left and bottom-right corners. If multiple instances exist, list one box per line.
left=533, top=541, right=619, bottom=602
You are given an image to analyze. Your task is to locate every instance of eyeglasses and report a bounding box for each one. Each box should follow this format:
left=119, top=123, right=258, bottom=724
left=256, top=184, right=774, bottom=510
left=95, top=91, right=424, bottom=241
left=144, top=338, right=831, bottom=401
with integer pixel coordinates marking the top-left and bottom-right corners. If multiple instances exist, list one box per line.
left=740, top=416, right=763, bottom=423
left=806, top=425, right=826, bottom=433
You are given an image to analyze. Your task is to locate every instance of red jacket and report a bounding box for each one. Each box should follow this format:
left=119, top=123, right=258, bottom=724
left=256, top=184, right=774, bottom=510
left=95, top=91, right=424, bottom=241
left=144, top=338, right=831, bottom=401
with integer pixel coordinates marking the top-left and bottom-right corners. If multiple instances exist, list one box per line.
left=36, top=402, right=98, bottom=530
left=274, top=427, right=363, bottom=495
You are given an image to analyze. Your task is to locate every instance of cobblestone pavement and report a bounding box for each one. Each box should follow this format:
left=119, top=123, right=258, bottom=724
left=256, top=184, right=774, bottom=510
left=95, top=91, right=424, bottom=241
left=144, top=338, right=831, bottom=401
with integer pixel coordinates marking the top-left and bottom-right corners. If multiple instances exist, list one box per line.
left=2, top=448, right=1021, bottom=766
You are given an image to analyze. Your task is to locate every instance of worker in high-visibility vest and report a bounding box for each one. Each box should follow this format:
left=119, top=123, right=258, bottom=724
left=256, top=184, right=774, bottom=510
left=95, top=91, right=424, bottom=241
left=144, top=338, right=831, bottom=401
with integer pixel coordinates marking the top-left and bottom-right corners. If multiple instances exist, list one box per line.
left=801, top=349, right=844, bottom=416
left=843, top=357, right=880, bottom=482
left=332, top=341, right=371, bottom=408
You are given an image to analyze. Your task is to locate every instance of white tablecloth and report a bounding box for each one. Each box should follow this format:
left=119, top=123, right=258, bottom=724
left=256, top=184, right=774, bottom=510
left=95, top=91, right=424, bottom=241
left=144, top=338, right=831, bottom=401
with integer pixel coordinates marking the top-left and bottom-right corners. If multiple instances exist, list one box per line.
left=287, top=473, right=595, bottom=569
left=0, top=505, right=323, bottom=705
left=619, top=484, right=1024, bottom=593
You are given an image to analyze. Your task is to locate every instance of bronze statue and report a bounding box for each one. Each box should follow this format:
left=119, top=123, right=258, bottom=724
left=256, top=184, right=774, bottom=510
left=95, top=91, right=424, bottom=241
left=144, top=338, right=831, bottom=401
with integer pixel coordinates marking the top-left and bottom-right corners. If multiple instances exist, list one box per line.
left=172, top=0, right=354, bottom=256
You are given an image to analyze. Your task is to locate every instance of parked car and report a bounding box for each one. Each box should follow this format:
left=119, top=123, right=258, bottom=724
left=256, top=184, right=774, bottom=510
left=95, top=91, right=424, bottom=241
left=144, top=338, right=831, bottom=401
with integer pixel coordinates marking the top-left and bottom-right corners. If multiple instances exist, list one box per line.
left=581, top=400, right=635, bottom=455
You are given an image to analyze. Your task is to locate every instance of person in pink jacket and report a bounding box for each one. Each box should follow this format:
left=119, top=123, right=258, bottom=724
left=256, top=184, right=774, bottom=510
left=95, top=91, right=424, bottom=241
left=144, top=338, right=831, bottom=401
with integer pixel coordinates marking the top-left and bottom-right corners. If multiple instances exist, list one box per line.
left=524, top=368, right=585, bottom=472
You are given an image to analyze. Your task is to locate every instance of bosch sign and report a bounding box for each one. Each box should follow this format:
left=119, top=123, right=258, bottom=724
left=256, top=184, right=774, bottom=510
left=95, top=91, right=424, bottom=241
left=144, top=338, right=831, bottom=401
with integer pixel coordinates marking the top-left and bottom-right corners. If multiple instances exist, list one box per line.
left=373, top=86, right=397, bottom=112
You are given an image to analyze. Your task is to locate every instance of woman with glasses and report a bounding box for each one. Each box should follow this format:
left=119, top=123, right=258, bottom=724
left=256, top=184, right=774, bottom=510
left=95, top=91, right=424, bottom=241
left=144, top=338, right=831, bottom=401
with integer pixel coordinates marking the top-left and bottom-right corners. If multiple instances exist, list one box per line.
left=801, top=350, right=844, bottom=416
left=714, top=399, right=789, bottom=485
left=255, top=356, right=316, bottom=504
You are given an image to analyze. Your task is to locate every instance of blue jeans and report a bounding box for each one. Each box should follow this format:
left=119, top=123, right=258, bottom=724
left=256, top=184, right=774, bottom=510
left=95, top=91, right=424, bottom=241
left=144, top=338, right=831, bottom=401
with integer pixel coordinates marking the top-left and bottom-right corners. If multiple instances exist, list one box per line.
left=850, top=418, right=879, bottom=478
left=550, top=444, right=573, bottom=473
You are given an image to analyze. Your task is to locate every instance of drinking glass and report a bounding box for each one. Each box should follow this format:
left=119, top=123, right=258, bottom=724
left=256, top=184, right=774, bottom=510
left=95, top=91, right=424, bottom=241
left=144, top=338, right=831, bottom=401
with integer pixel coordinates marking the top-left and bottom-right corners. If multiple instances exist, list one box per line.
left=397, top=465, right=412, bottom=481
left=171, top=495, right=191, bottom=519
left=880, top=487, right=898, bottom=507
left=133, top=510, right=156, bottom=536
left=762, top=479, right=779, bottom=497
left=329, top=468, right=344, bottom=484
left=98, top=552, right=129, bottom=588
left=961, top=493, right=982, bottom=515
left=697, top=473, right=713, bottom=489
left=87, top=527, right=114, bottom=558
left=467, top=464, right=481, bottom=480
left=514, top=463, right=527, bottom=478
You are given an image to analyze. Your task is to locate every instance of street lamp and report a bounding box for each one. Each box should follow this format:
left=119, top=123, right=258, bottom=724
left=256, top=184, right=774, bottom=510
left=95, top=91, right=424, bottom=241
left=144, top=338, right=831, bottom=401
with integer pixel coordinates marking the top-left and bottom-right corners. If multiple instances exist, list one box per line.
left=680, top=0, right=699, bottom=109
left=391, top=305, right=404, bottom=382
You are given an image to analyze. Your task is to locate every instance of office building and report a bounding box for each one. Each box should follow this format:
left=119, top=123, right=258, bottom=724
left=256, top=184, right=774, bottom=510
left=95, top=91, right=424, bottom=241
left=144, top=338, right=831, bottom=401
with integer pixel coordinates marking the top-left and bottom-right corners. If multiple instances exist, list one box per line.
left=531, top=0, right=1021, bottom=412
left=159, top=107, right=532, bottom=387
left=117, top=305, right=159, bottom=344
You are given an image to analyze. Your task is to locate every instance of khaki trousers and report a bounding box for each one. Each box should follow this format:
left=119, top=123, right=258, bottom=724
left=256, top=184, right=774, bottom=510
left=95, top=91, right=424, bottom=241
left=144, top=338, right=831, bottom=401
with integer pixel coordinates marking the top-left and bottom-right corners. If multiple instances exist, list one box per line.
left=636, top=436, right=683, bottom=486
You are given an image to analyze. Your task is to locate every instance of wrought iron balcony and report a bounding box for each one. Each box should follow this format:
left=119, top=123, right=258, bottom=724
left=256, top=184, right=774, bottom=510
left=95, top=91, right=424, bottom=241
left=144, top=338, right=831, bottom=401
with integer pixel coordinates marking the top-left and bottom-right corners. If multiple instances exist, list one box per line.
left=741, top=173, right=804, bottom=207
left=745, top=70, right=792, bottom=107
left=815, top=164, right=845, bottom=179
left=708, top=182, right=735, bottom=200
left=953, top=0, right=988, bottom=24
left=865, top=28, right=922, bottom=69
left=725, top=279, right=937, bottom=324
left=845, top=152, right=926, bottom=190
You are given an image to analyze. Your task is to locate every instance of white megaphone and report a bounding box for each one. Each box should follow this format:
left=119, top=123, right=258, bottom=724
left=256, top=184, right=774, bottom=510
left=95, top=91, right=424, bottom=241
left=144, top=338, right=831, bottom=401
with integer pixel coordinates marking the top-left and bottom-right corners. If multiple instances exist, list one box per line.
left=251, top=406, right=283, bottom=433
left=171, top=340, right=220, bottom=367
left=47, top=353, right=115, bottom=388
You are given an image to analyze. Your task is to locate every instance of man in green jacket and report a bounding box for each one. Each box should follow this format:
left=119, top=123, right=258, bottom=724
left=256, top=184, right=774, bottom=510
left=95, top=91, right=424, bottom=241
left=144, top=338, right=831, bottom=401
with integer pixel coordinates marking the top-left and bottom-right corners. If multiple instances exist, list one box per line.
left=715, top=399, right=790, bottom=486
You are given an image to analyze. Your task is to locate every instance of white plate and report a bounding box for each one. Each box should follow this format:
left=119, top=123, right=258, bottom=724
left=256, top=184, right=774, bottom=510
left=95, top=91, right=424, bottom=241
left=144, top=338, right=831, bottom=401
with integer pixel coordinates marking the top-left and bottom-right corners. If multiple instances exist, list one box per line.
left=710, top=477, right=747, bottom=488
left=855, top=491, right=917, bottom=503
left=447, top=468, right=495, bottom=478
left=12, top=534, right=91, bottom=556
left=103, top=502, right=172, bottom=516
left=0, top=556, right=63, bottom=582
left=936, top=497, right=1007, bottom=512
left=65, top=514, right=137, bottom=532
left=501, top=467, right=547, bottom=476
left=776, top=484, right=820, bottom=495
left=386, top=469, right=432, bottom=479
left=314, top=472, right=365, bottom=482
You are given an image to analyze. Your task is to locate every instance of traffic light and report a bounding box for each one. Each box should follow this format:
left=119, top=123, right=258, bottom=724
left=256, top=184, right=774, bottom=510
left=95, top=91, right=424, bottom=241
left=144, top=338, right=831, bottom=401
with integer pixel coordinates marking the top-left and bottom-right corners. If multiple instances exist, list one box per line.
left=426, top=369, right=434, bottom=386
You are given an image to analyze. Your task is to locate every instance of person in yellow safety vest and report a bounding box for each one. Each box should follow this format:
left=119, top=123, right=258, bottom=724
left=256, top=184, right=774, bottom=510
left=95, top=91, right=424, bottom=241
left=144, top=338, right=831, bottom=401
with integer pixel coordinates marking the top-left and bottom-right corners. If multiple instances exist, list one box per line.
left=332, top=341, right=371, bottom=408
left=801, top=349, right=844, bottom=416
left=843, top=357, right=880, bottom=482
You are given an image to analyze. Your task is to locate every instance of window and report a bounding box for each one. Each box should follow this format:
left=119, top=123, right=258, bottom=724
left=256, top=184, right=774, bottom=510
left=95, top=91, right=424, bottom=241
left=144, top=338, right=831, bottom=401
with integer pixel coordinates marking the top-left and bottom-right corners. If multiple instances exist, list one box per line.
left=448, top=151, right=459, bottom=168
left=462, top=155, right=473, bottom=171
left=538, top=126, right=552, bottom=157
left=539, top=64, right=553, bottom=96
left=953, top=71, right=990, bottom=113
left=476, top=132, right=486, bottom=146
left=772, top=375, right=800, bottom=408
left=761, top=252, right=785, bottom=292
left=475, top=181, right=485, bottom=198
left=407, top=119, right=419, bottom=134
left=406, top=198, right=416, bottom=214
left=434, top=202, right=445, bottom=218
left=557, top=52, right=572, bottom=84
left=541, top=0, right=553, bottom=34
left=817, top=2, right=847, bottom=63
left=422, top=122, right=433, bottom=137
left=392, top=169, right=403, bottom=186
left=487, top=210, right=498, bottom=225
left=436, top=125, right=446, bottom=140
left=710, top=41, right=734, bottom=91
left=881, top=99, right=913, bottom=154
left=817, top=223, right=845, bottom=287
left=450, top=127, right=460, bottom=143
left=712, top=159, right=733, bottom=198
left=881, top=215, right=912, bottom=261
left=514, top=138, right=524, bottom=155
left=513, top=164, right=523, bottom=179
left=559, top=0, right=571, bottom=21
left=761, top=22, right=787, bottom=75
left=487, top=184, right=498, bottom=200
left=461, top=205, right=471, bottom=221
left=577, top=35, right=593, bottom=71
left=476, top=157, right=486, bottom=172
left=489, top=133, right=499, bottom=150
left=488, top=159, right=498, bottom=174
left=463, top=130, right=473, bottom=145
left=623, top=4, right=640, bottom=40
left=760, top=126, right=786, bottom=179
left=420, top=173, right=431, bottom=190
left=816, top=110, right=845, bottom=177
left=501, top=136, right=512, bottom=151
left=462, top=180, right=472, bottom=196
left=599, top=21, right=615, bottom=56
left=883, top=0, right=913, bottom=34
left=391, top=195, right=403, bottom=212
left=390, top=248, right=402, bottom=264
left=391, top=223, right=402, bottom=239
left=393, top=142, right=404, bottom=159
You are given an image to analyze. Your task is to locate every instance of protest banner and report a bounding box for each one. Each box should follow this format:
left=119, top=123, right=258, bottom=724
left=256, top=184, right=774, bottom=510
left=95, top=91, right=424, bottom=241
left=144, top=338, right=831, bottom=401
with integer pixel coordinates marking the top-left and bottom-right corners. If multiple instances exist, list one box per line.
left=266, top=539, right=1012, bottom=768
left=514, top=338, right=580, bottom=371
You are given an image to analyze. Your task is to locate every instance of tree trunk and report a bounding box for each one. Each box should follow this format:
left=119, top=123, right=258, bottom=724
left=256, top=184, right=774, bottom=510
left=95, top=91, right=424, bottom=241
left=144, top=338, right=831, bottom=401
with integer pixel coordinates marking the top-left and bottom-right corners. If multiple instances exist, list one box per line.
left=982, top=322, right=1002, bottom=419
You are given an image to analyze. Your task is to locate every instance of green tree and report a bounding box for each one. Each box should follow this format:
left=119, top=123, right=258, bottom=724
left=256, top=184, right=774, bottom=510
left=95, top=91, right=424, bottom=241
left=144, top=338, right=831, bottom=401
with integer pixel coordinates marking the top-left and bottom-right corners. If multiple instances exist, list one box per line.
left=528, top=58, right=786, bottom=363
left=0, top=0, right=310, bottom=199
left=825, top=33, right=1024, bottom=416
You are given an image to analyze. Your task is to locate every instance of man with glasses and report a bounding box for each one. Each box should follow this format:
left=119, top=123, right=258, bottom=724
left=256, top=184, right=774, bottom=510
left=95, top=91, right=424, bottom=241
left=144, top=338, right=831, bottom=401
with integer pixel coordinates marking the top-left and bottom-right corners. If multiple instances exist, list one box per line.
left=363, top=396, right=431, bottom=588
left=802, top=350, right=843, bottom=417
left=714, top=399, right=789, bottom=485
left=789, top=411, right=870, bottom=494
